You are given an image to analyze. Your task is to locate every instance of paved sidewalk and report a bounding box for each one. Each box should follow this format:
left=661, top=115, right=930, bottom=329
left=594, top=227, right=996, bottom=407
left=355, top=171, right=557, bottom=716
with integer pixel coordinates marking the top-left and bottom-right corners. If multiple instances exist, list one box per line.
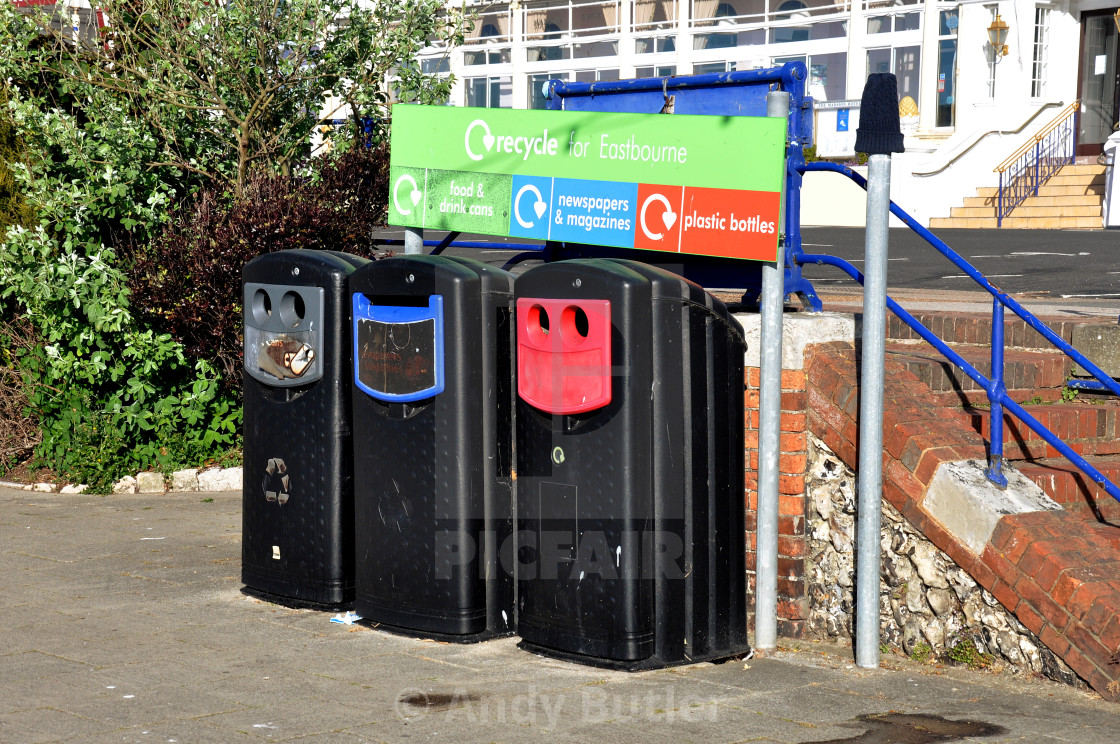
left=2, top=486, right=1118, bottom=743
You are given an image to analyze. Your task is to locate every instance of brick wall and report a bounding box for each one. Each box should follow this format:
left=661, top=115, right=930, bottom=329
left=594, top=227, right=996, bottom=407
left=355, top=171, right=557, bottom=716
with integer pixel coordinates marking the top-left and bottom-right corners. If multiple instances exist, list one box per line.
left=744, top=366, right=810, bottom=637
left=787, top=339, right=1120, bottom=702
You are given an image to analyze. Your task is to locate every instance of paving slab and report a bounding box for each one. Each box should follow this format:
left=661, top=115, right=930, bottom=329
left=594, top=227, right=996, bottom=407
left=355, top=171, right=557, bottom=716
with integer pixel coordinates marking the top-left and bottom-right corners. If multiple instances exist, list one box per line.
left=2, top=485, right=1119, bottom=744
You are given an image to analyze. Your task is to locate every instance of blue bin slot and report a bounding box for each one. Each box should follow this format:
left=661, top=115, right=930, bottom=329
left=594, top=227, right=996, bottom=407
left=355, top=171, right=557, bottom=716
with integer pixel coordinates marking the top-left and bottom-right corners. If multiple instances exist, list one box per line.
left=353, top=294, right=445, bottom=402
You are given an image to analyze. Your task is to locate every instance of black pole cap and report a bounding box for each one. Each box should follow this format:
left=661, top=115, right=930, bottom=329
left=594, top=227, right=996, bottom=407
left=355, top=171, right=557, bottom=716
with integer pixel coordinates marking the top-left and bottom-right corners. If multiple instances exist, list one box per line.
left=855, top=73, right=905, bottom=155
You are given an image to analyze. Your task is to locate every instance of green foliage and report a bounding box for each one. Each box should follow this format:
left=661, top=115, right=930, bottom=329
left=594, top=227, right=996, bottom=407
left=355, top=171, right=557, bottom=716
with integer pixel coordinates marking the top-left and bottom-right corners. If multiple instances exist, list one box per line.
left=947, top=636, right=995, bottom=670
left=0, top=0, right=456, bottom=487
left=13, top=0, right=469, bottom=194
left=1061, top=383, right=1079, bottom=403
left=129, top=145, right=392, bottom=388
left=908, top=641, right=933, bottom=663
left=0, top=92, right=33, bottom=241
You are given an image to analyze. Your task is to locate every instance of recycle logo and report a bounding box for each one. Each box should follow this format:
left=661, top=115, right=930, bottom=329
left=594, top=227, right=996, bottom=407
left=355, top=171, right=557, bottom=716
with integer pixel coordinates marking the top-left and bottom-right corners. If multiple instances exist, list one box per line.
left=464, top=119, right=494, bottom=162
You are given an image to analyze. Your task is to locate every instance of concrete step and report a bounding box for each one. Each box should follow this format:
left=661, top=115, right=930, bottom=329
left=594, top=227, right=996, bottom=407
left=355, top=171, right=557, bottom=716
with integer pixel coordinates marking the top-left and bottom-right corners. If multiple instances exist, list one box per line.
left=1000, top=215, right=1102, bottom=228
left=1057, top=163, right=1108, bottom=176
left=1015, top=455, right=1120, bottom=524
left=962, top=194, right=1102, bottom=209
left=885, top=341, right=1071, bottom=395
left=976, top=184, right=1106, bottom=198
left=949, top=205, right=1101, bottom=218
left=1044, top=173, right=1106, bottom=187
left=929, top=216, right=1102, bottom=229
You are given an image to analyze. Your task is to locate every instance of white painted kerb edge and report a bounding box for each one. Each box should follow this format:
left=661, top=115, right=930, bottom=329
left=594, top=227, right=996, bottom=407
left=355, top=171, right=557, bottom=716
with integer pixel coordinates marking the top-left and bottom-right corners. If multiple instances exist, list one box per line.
left=923, top=459, right=1062, bottom=555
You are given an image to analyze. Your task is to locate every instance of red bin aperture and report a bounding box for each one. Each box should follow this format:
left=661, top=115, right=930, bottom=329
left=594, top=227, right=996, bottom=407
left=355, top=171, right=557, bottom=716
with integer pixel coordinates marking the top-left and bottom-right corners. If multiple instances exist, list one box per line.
left=516, top=297, right=611, bottom=415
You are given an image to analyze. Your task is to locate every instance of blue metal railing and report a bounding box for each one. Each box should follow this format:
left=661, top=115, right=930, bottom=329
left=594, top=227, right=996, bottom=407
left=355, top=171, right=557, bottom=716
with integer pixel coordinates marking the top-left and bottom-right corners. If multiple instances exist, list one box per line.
left=799, top=161, right=1120, bottom=503
left=994, top=100, right=1079, bottom=227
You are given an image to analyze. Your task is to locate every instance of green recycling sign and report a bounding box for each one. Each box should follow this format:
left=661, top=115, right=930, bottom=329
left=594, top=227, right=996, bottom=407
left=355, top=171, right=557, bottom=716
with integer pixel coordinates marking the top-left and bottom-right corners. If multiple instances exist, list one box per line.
left=389, top=104, right=787, bottom=261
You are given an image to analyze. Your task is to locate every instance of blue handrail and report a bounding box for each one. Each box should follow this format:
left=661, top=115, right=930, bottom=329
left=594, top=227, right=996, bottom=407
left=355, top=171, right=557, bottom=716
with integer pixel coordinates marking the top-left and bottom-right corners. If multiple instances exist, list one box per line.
left=799, top=161, right=1120, bottom=504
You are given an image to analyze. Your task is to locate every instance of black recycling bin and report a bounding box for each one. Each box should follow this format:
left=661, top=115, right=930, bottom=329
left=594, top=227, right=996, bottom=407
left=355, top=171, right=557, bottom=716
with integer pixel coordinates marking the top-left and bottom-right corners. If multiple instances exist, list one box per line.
left=350, top=255, right=515, bottom=641
left=242, top=249, right=370, bottom=606
left=514, top=259, right=748, bottom=670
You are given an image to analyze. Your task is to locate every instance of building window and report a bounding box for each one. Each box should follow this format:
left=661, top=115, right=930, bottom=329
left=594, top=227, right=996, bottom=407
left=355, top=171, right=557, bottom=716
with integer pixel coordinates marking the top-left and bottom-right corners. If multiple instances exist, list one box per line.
left=1031, top=6, right=1050, bottom=98
left=635, top=65, right=678, bottom=78
left=575, top=68, right=621, bottom=82
left=525, top=1, right=620, bottom=60
left=694, top=60, right=737, bottom=74
left=771, top=0, right=810, bottom=44
left=636, top=35, right=676, bottom=54
left=524, top=0, right=620, bottom=40
left=528, top=72, right=569, bottom=109
left=809, top=52, right=847, bottom=102
left=693, top=1, right=741, bottom=49
left=463, top=7, right=512, bottom=66
left=867, top=10, right=920, bottom=34
left=633, top=0, right=677, bottom=33
left=936, top=8, right=958, bottom=127
left=465, top=76, right=512, bottom=108
left=866, top=46, right=920, bottom=103
left=420, top=57, right=451, bottom=75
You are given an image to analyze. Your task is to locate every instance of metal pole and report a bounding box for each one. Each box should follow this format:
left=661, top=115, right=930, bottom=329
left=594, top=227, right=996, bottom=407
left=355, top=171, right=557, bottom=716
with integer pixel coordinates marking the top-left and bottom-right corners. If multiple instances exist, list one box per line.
left=755, top=89, right=790, bottom=651
left=404, top=226, right=424, bottom=255
left=985, top=298, right=1008, bottom=488
left=855, top=152, right=891, bottom=668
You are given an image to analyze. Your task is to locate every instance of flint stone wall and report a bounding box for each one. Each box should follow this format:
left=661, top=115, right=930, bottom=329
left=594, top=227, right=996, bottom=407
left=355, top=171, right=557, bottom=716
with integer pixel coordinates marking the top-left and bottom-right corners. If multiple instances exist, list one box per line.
left=805, top=433, right=1083, bottom=687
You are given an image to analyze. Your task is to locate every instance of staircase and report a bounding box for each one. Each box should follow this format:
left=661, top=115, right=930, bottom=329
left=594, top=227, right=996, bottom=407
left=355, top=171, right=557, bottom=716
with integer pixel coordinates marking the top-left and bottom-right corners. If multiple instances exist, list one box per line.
left=805, top=302, right=1120, bottom=699
left=929, top=163, right=1106, bottom=229
left=884, top=315, right=1120, bottom=528
left=886, top=310, right=1120, bottom=694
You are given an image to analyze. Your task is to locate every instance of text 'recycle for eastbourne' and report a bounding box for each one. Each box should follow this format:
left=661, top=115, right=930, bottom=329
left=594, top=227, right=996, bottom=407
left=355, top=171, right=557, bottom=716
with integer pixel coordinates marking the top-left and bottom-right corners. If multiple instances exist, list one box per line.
left=388, top=105, right=786, bottom=263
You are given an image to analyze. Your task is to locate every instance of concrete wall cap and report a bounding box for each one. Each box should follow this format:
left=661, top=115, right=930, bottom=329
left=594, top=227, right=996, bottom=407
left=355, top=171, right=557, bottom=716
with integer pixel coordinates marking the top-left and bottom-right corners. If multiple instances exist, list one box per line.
left=734, top=311, right=855, bottom=370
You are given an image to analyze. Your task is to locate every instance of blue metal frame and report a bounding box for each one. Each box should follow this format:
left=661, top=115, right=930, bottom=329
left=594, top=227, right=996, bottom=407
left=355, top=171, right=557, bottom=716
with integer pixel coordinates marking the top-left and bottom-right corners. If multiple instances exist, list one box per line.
left=799, top=161, right=1120, bottom=504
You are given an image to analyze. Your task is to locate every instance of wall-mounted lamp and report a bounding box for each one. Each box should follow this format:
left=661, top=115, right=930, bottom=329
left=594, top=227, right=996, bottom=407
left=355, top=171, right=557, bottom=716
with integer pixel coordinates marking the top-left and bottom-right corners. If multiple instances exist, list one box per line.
left=987, top=14, right=1009, bottom=59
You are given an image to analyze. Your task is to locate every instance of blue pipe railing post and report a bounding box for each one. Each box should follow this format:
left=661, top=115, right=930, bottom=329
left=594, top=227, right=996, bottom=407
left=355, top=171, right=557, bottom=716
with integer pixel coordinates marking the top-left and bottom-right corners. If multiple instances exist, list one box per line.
left=998, top=171, right=1004, bottom=227
left=985, top=298, right=1009, bottom=488
left=1033, top=141, right=1041, bottom=196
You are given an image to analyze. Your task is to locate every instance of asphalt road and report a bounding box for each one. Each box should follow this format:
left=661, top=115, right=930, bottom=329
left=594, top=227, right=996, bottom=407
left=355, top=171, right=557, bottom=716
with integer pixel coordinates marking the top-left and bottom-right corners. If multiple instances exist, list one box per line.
left=372, top=226, right=1120, bottom=305
left=799, top=227, right=1120, bottom=300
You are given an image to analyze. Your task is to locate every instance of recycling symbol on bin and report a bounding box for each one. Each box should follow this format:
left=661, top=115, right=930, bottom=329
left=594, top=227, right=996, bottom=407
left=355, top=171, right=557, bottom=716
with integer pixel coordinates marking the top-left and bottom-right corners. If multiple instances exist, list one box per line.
left=263, top=458, right=291, bottom=505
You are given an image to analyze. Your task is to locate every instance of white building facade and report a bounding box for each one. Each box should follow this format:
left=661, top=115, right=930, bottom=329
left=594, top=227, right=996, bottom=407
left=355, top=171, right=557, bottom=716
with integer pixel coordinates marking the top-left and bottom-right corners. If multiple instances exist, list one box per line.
left=416, top=1, right=1120, bottom=226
